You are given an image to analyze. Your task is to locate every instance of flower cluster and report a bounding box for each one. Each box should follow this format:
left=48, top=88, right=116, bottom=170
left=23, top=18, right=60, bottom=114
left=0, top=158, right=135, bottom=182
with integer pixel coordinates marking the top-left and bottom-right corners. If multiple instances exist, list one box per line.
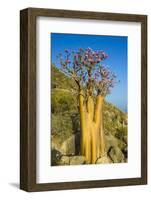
left=96, top=66, right=117, bottom=96
left=57, top=48, right=117, bottom=96
left=72, top=47, right=108, bottom=66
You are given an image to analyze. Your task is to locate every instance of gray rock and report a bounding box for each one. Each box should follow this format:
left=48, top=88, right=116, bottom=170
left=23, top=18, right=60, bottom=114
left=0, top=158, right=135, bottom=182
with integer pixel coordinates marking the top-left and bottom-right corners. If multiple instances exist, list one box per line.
left=105, top=133, right=126, bottom=152
left=96, top=155, right=112, bottom=164
left=52, top=135, right=75, bottom=156
left=105, top=134, right=118, bottom=152
left=60, top=135, right=75, bottom=155
left=108, top=147, right=125, bottom=163
left=51, top=149, right=62, bottom=166
left=58, top=156, right=70, bottom=165
left=70, top=156, right=85, bottom=165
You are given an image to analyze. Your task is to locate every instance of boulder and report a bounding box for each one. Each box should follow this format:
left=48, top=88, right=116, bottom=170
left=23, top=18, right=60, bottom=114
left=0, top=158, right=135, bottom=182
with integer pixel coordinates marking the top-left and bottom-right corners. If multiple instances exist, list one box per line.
left=52, top=135, right=75, bottom=156
left=105, top=134, right=118, bottom=152
left=58, top=155, right=70, bottom=165
left=60, top=135, right=75, bottom=155
left=51, top=149, right=62, bottom=166
left=108, top=147, right=125, bottom=163
left=122, top=146, right=128, bottom=159
left=96, top=155, right=112, bottom=164
left=70, top=156, right=85, bottom=165
left=105, top=133, right=126, bottom=153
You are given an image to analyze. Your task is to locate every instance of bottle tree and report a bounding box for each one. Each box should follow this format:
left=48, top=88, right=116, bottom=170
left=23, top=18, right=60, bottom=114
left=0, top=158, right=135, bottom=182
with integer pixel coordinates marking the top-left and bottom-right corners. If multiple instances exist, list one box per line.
left=57, top=48, right=117, bottom=164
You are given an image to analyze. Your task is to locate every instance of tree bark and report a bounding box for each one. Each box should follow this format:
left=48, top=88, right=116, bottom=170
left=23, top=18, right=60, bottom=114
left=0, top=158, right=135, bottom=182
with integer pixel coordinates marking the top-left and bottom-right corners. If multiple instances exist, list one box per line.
left=79, top=91, right=106, bottom=164
left=79, top=89, right=86, bottom=155
left=96, top=96, right=106, bottom=157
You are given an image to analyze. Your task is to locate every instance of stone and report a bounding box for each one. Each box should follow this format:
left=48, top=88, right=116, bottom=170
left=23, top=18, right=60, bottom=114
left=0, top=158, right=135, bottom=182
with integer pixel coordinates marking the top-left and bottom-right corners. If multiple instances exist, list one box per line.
left=69, top=156, right=86, bottom=165
left=58, top=156, right=70, bottom=165
left=108, top=147, right=125, bottom=163
left=51, top=135, right=75, bottom=156
left=105, top=134, right=118, bottom=152
left=51, top=149, right=62, bottom=166
left=105, top=133, right=126, bottom=153
left=96, top=155, right=112, bottom=164
left=60, top=135, right=75, bottom=155
left=122, top=146, right=128, bottom=159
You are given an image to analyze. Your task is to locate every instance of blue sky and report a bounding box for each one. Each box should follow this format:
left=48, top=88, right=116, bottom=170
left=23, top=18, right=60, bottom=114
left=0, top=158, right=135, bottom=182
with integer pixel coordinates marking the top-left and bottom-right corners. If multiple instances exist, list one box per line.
left=51, top=33, right=127, bottom=112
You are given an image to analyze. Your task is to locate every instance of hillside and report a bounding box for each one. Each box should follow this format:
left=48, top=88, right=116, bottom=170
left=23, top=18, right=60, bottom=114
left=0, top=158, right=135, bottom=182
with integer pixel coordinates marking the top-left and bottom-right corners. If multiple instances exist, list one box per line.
left=51, top=65, right=128, bottom=166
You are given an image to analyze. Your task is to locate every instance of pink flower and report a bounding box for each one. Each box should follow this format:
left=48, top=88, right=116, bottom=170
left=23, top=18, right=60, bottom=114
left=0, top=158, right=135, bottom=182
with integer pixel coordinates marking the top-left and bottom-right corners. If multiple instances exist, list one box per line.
left=66, top=59, right=70, bottom=63
left=74, top=60, right=79, bottom=65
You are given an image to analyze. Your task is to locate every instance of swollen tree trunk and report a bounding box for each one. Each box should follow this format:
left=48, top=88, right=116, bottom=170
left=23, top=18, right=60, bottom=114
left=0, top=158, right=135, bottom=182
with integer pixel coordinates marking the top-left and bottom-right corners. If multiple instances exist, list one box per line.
left=95, top=95, right=106, bottom=158
left=79, top=89, right=85, bottom=155
left=79, top=90, right=106, bottom=164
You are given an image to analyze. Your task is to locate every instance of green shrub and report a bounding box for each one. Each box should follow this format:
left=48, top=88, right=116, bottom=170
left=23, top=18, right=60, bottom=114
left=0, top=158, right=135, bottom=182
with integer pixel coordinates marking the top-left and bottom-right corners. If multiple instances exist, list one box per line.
left=115, top=126, right=127, bottom=143
left=51, top=113, right=73, bottom=139
left=51, top=90, right=77, bottom=114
